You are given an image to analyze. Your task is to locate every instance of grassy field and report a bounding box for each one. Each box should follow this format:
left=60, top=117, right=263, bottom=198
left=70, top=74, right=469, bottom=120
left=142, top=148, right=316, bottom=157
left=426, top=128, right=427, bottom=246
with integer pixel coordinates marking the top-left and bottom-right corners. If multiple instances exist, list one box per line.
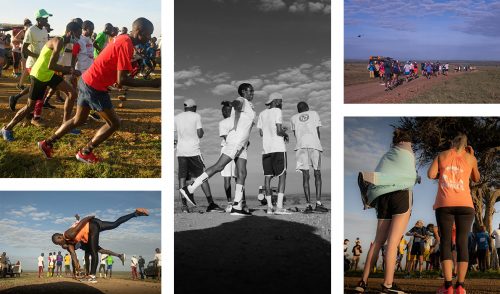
left=344, top=62, right=373, bottom=86
left=0, top=70, right=161, bottom=178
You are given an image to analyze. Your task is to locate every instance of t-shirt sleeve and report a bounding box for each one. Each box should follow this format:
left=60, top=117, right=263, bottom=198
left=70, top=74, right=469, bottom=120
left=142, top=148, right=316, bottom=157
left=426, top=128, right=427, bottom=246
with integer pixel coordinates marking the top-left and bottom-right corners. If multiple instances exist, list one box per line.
left=315, top=111, right=322, bottom=127
left=23, top=29, right=32, bottom=44
left=72, top=43, right=81, bottom=57
left=256, top=113, right=262, bottom=129
left=116, top=40, right=133, bottom=71
left=276, top=109, right=282, bottom=124
left=196, top=114, right=202, bottom=129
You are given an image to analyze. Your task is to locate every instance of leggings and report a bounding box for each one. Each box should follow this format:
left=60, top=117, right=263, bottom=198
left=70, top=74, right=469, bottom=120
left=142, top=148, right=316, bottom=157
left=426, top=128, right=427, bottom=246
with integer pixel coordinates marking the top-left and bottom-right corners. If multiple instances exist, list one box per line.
left=86, top=212, right=137, bottom=275
left=435, top=206, right=475, bottom=262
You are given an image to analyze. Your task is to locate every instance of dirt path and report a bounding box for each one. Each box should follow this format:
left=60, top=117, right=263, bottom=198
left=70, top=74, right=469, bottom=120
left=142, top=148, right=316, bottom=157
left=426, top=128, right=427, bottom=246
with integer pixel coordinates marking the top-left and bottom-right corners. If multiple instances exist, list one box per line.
left=344, top=72, right=467, bottom=103
left=345, top=277, right=499, bottom=293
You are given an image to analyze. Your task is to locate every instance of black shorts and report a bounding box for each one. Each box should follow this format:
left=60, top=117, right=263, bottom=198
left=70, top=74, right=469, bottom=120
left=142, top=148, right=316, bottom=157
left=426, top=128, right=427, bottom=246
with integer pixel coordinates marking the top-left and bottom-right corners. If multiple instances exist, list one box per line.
left=262, top=152, right=286, bottom=177
left=375, top=189, right=412, bottom=220
left=28, top=74, right=63, bottom=101
left=178, top=155, right=205, bottom=180
left=411, top=242, right=423, bottom=256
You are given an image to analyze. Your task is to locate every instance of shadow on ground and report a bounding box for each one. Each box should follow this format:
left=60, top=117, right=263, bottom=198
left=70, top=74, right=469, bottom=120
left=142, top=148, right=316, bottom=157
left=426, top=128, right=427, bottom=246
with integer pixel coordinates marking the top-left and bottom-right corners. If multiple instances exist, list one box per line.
left=0, top=281, right=104, bottom=294
left=175, top=215, right=330, bottom=294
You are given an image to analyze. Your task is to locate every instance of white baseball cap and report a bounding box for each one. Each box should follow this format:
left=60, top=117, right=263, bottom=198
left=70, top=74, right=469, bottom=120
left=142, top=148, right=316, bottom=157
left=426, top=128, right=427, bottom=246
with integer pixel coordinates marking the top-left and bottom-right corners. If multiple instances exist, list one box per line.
left=184, top=99, right=196, bottom=107
left=265, top=92, right=283, bottom=105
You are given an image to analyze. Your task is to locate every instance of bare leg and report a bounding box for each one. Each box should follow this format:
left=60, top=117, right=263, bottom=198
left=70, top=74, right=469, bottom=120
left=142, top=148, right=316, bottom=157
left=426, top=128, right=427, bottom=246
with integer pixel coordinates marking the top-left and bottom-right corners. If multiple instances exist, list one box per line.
left=4, top=98, right=37, bottom=130
left=179, top=177, right=187, bottom=206
left=223, top=177, right=232, bottom=202
left=361, top=220, right=391, bottom=283
left=89, top=108, right=121, bottom=147
left=200, top=181, right=214, bottom=204
left=46, top=106, right=90, bottom=144
left=278, top=172, right=286, bottom=194
left=55, top=81, right=77, bottom=123
left=383, top=211, right=411, bottom=286
left=314, top=169, right=322, bottom=202
left=301, top=170, right=310, bottom=204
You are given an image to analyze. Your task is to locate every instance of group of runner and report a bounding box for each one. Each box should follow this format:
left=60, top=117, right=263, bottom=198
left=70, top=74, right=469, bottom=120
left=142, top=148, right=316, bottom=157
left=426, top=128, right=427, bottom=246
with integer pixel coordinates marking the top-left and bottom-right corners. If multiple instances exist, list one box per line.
left=175, top=84, right=328, bottom=216
left=0, top=8, right=160, bottom=164
left=354, top=130, right=481, bottom=294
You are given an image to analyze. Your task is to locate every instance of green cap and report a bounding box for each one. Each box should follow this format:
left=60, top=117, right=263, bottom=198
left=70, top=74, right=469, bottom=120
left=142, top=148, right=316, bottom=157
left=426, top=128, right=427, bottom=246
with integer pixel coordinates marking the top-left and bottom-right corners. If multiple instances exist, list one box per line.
left=34, top=9, right=53, bottom=19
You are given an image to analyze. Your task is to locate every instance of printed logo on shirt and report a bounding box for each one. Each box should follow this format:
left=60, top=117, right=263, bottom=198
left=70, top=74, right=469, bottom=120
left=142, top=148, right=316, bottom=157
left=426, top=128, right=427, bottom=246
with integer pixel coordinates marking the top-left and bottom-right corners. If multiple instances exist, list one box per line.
left=299, top=114, right=309, bottom=122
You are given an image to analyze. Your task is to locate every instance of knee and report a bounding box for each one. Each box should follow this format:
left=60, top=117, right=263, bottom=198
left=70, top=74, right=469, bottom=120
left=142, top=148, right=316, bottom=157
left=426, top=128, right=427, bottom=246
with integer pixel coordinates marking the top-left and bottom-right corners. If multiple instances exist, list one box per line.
left=314, top=170, right=321, bottom=178
left=303, top=172, right=310, bottom=181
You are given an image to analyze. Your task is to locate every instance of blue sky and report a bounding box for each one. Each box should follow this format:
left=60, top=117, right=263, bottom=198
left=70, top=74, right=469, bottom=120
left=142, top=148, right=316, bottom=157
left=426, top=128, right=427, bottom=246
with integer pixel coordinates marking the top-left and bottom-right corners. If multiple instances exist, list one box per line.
left=175, top=0, right=331, bottom=197
left=0, top=191, right=161, bottom=271
left=2, top=0, right=161, bottom=37
left=344, top=117, right=500, bottom=267
left=345, top=0, right=500, bottom=60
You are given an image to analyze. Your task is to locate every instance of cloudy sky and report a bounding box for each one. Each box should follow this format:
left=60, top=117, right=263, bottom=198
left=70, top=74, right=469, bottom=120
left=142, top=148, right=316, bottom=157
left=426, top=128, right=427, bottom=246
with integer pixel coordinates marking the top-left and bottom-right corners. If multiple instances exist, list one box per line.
left=0, top=191, right=161, bottom=271
left=344, top=117, right=500, bottom=267
left=2, top=0, right=161, bottom=37
left=345, top=0, right=500, bottom=60
left=175, top=0, right=331, bottom=197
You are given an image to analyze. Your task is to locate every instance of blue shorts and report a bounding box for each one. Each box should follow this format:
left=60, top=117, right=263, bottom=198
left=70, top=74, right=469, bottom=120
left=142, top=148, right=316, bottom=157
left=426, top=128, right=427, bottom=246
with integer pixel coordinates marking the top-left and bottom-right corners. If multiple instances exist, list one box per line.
left=77, top=79, right=113, bottom=112
left=107, top=265, right=112, bottom=270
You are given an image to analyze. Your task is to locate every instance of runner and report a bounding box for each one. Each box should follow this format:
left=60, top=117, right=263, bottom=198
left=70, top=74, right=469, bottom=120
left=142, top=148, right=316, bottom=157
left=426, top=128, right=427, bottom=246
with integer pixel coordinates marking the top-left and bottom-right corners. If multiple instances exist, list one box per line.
left=99, top=252, right=108, bottom=278
left=51, top=208, right=149, bottom=283
left=257, top=92, right=290, bottom=215
left=405, top=220, right=427, bottom=278
left=290, top=101, right=328, bottom=213
left=384, top=60, right=393, bottom=90
left=351, top=240, right=362, bottom=271
left=14, top=19, right=32, bottom=89
left=93, top=23, right=113, bottom=58
left=428, top=133, right=480, bottom=294
left=219, top=101, right=237, bottom=212
left=404, top=61, right=412, bottom=83
left=37, top=253, right=44, bottom=278
left=355, top=128, right=418, bottom=294
left=106, top=255, right=114, bottom=278
left=37, top=18, right=161, bottom=163
left=1, top=21, right=81, bottom=142
left=55, top=251, right=63, bottom=277
left=175, top=98, right=224, bottom=213
left=180, top=83, right=256, bottom=216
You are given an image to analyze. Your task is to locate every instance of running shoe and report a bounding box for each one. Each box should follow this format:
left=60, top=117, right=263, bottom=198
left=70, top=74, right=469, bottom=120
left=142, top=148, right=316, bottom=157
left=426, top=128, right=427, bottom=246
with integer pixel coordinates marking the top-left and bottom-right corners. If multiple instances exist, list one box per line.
left=380, top=283, right=406, bottom=294
left=31, top=118, right=47, bottom=127
left=314, top=203, right=329, bottom=213
left=266, top=207, right=274, bottom=214
left=455, top=285, right=466, bottom=294
left=43, top=102, right=56, bottom=109
left=135, top=208, right=149, bottom=216
left=230, top=205, right=252, bottom=216
left=87, top=275, right=97, bottom=283
left=76, top=150, right=101, bottom=164
left=224, top=203, right=232, bottom=213
left=436, top=285, right=453, bottom=294
left=119, top=254, right=125, bottom=266
left=179, top=186, right=196, bottom=206
left=303, top=205, right=314, bottom=214
left=8, top=95, right=17, bottom=111
left=69, top=128, right=81, bottom=135
left=354, top=280, right=367, bottom=293
left=206, top=202, right=224, bottom=213
left=274, top=208, right=292, bottom=215
left=89, top=112, right=102, bottom=122
left=37, top=140, right=53, bottom=159
left=1, top=128, right=14, bottom=142
left=181, top=205, right=190, bottom=213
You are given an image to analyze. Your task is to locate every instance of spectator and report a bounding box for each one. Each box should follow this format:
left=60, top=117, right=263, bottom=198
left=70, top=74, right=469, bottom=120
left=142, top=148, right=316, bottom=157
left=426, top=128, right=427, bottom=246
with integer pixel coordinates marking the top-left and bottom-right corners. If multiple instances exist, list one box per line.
left=131, top=255, right=138, bottom=280
left=351, top=239, right=362, bottom=271
left=476, top=226, right=490, bottom=272
left=138, top=255, right=145, bottom=279
left=38, top=253, right=44, bottom=278
left=491, top=223, right=500, bottom=268
left=64, top=253, right=71, bottom=277
left=106, top=255, right=114, bottom=279
left=155, top=248, right=161, bottom=281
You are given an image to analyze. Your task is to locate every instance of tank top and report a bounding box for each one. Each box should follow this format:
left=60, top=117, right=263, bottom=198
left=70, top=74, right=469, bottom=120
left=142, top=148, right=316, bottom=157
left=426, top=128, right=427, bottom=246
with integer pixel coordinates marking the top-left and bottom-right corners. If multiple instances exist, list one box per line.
left=433, top=149, right=473, bottom=209
left=64, top=222, right=90, bottom=244
left=30, top=40, right=64, bottom=82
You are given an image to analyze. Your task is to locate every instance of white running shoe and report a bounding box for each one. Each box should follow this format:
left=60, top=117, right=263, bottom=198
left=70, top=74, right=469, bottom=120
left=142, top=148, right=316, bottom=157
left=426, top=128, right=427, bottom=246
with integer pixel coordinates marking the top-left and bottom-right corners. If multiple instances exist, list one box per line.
left=266, top=207, right=274, bottom=214
left=274, top=208, right=292, bottom=215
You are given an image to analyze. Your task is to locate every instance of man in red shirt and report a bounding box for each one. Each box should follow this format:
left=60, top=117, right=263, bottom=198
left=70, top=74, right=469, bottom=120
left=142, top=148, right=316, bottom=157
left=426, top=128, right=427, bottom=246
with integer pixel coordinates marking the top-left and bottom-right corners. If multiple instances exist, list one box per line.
left=38, top=17, right=160, bottom=163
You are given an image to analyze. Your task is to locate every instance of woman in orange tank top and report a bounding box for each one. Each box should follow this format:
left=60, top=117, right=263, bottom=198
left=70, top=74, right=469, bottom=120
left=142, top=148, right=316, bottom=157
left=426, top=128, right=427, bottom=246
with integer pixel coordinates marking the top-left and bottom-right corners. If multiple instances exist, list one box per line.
left=427, top=133, right=480, bottom=294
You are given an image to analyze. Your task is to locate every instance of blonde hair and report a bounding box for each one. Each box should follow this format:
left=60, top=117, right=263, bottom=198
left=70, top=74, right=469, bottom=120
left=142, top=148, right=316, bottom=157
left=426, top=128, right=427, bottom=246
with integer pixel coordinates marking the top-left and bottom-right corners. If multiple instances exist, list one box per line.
left=451, top=133, right=467, bottom=150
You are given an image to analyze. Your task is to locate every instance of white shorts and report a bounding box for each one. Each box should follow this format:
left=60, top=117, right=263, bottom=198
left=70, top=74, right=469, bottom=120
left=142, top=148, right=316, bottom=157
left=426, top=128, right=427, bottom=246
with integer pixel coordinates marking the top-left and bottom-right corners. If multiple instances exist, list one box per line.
left=295, top=148, right=321, bottom=171
left=221, top=141, right=248, bottom=160
left=221, top=151, right=236, bottom=177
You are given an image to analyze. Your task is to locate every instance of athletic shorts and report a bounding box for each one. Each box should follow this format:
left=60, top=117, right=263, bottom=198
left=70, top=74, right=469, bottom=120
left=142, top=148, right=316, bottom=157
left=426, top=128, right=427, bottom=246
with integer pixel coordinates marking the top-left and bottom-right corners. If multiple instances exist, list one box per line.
left=385, top=71, right=392, bottom=78
left=77, top=79, right=113, bottom=112
left=107, top=265, right=112, bottom=270
left=295, top=148, right=321, bottom=171
left=178, top=155, right=205, bottom=179
left=221, top=150, right=236, bottom=177
left=0, top=48, right=5, bottom=58
left=57, top=262, right=62, bottom=266
left=374, top=189, right=412, bottom=220
left=28, top=74, right=64, bottom=101
left=411, top=242, right=424, bottom=256
left=221, top=142, right=248, bottom=160
left=262, top=152, right=286, bottom=177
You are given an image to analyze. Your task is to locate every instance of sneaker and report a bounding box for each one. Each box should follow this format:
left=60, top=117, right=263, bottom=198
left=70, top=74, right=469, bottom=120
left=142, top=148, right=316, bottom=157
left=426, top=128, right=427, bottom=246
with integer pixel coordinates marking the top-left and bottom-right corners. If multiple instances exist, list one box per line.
left=455, top=285, right=466, bottom=294
left=119, top=254, right=125, bottom=266
left=76, top=150, right=101, bottom=164
left=89, top=112, right=102, bottom=122
left=43, top=102, right=56, bottom=109
left=87, top=275, right=97, bottom=283
left=303, top=205, right=314, bottom=214
left=179, top=186, right=196, bottom=206
left=31, top=118, right=47, bottom=127
left=1, top=128, right=14, bottom=142
left=436, top=285, right=453, bottom=294
left=69, top=128, right=81, bottom=135
left=354, top=280, right=367, bottom=293
left=381, top=283, right=406, bottom=294
left=314, top=203, right=329, bottom=213
left=8, top=95, right=17, bottom=111
left=181, top=205, right=190, bottom=213
left=266, top=207, right=274, bottom=214
left=230, top=206, right=252, bottom=216
left=37, top=140, right=54, bottom=159
left=274, top=208, right=292, bottom=215
left=224, top=203, right=232, bottom=213
left=135, top=208, right=149, bottom=216
left=206, top=202, right=224, bottom=212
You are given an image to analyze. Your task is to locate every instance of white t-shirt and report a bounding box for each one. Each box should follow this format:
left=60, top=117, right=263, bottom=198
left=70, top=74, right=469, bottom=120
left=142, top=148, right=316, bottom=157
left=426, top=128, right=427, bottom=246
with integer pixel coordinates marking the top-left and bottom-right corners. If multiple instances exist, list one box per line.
left=492, top=229, right=500, bottom=248
left=219, top=117, right=233, bottom=147
left=23, top=25, right=49, bottom=68
left=257, top=107, right=286, bottom=154
left=290, top=110, right=323, bottom=151
left=404, top=64, right=412, bottom=73
left=175, top=111, right=203, bottom=157
left=225, top=97, right=255, bottom=147
left=131, top=257, right=138, bottom=267
left=76, top=35, right=94, bottom=72
left=38, top=256, right=44, bottom=267
left=155, top=253, right=161, bottom=267
left=58, top=43, right=73, bottom=67
left=100, top=254, right=108, bottom=265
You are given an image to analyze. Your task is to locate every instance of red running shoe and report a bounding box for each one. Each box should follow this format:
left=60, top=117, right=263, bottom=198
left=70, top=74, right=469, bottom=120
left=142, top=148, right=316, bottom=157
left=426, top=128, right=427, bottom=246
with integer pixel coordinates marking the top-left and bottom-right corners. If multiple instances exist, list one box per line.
left=38, top=140, right=53, bottom=159
left=436, top=285, right=454, bottom=294
left=76, top=150, right=101, bottom=164
left=455, top=285, right=466, bottom=294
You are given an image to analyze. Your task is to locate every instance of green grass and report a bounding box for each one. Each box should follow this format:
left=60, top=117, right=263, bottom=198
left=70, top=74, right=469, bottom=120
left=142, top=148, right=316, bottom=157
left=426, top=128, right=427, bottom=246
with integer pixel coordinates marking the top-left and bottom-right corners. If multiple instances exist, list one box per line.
left=344, top=63, right=375, bottom=86
left=0, top=125, right=161, bottom=178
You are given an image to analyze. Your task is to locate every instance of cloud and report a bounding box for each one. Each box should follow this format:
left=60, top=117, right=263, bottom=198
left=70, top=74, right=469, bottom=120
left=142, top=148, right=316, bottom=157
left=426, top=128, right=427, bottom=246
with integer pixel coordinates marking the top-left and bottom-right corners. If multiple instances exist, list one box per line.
left=212, top=84, right=237, bottom=96
left=175, top=67, right=232, bottom=89
left=213, top=0, right=331, bottom=14
left=259, top=0, right=287, bottom=11
left=9, top=205, right=51, bottom=221
left=344, top=126, right=387, bottom=176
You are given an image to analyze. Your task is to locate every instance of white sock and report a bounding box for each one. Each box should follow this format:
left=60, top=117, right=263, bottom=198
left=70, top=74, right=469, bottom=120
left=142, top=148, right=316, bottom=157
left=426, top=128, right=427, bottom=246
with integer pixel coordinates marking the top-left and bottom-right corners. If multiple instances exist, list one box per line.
left=265, top=195, right=273, bottom=208
left=234, top=184, right=244, bottom=207
left=277, top=193, right=284, bottom=208
left=188, top=172, right=208, bottom=193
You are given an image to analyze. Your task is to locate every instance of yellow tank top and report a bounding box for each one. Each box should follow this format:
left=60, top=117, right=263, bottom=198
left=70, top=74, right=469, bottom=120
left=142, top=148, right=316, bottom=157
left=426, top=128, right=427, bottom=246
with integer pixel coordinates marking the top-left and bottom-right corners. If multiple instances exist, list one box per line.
left=30, top=40, right=64, bottom=82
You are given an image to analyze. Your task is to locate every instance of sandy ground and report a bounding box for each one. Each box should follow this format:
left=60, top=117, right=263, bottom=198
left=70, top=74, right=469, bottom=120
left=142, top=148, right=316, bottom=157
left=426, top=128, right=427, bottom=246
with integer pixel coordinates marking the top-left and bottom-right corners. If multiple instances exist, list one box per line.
left=175, top=195, right=331, bottom=294
left=344, top=71, right=466, bottom=103
left=344, top=276, right=500, bottom=293
left=0, top=272, right=161, bottom=294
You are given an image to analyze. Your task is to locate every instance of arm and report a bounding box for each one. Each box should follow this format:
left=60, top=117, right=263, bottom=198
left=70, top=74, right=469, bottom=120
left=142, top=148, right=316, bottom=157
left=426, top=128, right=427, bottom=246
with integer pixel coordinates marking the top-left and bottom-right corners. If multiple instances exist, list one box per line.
left=64, top=216, right=94, bottom=240
left=470, top=156, right=480, bottom=183
left=22, top=42, right=38, bottom=59
left=316, top=127, right=320, bottom=139
left=47, top=39, right=79, bottom=75
left=67, top=245, right=80, bottom=274
left=259, top=129, right=263, bottom=137
left=117, top=70, right=161, bottom=88
left=427, top=156, right=439, bottom=179
left=197, top=128, right=204, bottom=139
left=93, top=42, right=102, bottom=53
